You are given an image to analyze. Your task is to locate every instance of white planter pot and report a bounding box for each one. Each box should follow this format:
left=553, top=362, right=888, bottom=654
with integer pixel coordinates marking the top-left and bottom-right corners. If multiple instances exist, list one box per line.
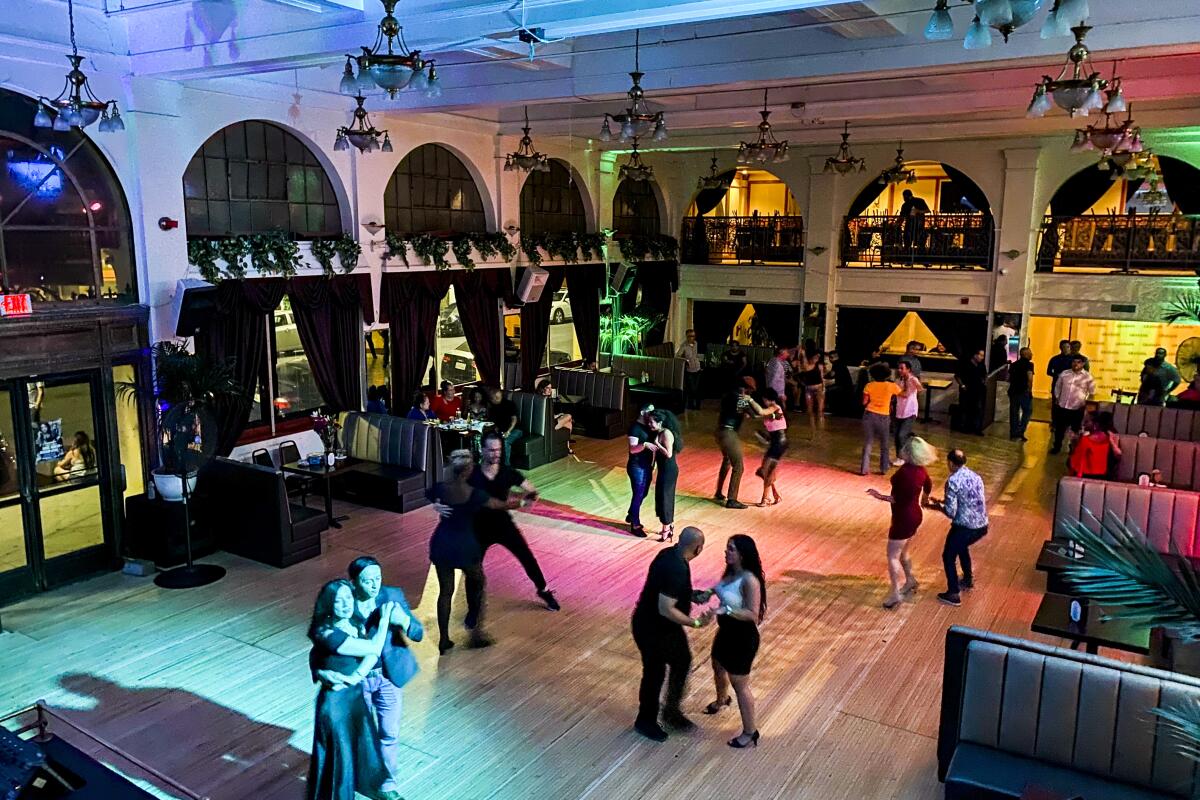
left=151, top=469, right=198, bottom=503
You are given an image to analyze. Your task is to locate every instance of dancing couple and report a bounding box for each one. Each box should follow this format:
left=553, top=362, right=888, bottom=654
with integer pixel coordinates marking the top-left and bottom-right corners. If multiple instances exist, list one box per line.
left=714, top=380, right=787, bottom=508
left=631, top=526, right=767, bottom=748
left=626, top=405, right=684, bottom=542
left=306, top=557, right=422, bottom=800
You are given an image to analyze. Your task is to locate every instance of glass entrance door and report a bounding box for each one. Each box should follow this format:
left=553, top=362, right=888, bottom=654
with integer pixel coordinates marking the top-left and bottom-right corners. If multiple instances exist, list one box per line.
left=0, top=372, right=115, bottom=598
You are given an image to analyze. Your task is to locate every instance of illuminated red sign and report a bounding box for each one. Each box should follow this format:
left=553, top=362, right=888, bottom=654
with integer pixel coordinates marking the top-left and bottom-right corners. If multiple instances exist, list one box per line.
left=0, top=294, right=33, bottom=317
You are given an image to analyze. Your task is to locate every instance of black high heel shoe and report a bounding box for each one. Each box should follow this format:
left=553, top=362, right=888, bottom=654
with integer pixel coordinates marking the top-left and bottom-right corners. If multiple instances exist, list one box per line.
left=438, top=639, right=455, bottom=655
left=703, top=697, right=732, bottom=715
left=659, top=525, right=674, bottom=543
left=728, top=730, right=760, bottom=749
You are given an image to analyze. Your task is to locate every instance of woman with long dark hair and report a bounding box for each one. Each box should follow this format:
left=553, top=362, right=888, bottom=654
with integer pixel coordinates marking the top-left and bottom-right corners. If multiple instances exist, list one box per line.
left=54, top=431, right=96, bottom=481
left=754, top=388, right=788, bottom=506
left=649, top=409, right=683, bottom=543
left=306, top=579, right=402, bottom=800
left=701, top=534, right=766, bottom=748
left=798, top=339, right=826, bottom=429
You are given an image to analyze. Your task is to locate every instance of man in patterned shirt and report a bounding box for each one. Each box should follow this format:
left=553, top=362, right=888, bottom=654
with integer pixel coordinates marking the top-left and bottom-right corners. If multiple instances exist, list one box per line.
left=931, top=449, right=988, bottom=607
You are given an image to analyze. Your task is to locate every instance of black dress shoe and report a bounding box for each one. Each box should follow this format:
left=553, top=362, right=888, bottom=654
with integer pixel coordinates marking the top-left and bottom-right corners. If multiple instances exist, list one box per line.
left=634, top=719, right=668, bottom=742
left=538, top=590, right=561, bottom=611
left=631, top=525, right=648, bottom=538
left=662, top=710, right=696, bottom=732
left=725, top=500, right=748, bottom=509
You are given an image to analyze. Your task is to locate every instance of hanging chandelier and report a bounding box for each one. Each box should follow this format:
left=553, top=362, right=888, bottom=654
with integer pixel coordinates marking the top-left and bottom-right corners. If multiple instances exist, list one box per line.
left=1139, top=177, right=1169, bottom=209
left=334, top=95, right=392, bottom=154
left=340, top=0, right=440, bottom=100
left=925, top=0, right=1087, bottom=47
left=1026, top=25, right=1117, bottom=118
left=33, top=0, right=123, bottom=132
left=696, top=153, right=728, bottom=190
left=824, top=122, right=867, bottom=175
left=736, top=89, right=789, bottom=165
left=504, top=107, right=550, bottom=173
left=1110, top=150, right=1156, bottom=182
left=1070, top=105, right=1141, bottom=158
left=877, top=144, right=916, bottom=186
left=619, top=138, right=654, bottom=182
left=599, top=31, right=667, bottom=143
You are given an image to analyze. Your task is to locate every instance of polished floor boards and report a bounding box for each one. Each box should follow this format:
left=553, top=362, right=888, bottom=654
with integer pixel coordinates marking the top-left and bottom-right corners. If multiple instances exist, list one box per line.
left=0, top=409, right=1087, bottom=799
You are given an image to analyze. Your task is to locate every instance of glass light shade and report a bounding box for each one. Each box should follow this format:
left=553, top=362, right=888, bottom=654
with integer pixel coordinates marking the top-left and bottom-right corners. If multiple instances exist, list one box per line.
left=381, top=134, right=393, bottom=153
left=620, top=120, right=635, bottom=141
left=924, top=7, right=955, bottom=41
left=1027, top=88, right=1053, bottom=117
left=97, top=115, right=112, bottom=133
left=78, top=106, right=102, bottom=127
left=425, top=76, right=442, bottom=98
left=366, top=63, right=414, bottom=94
left=33, top=105, right=53, bottom=128
left=1083, top=85, right=1105, bottom=112
left=1009, top=0, right=1046, bottom=27
left=1052, top=85, right=1091, bottom=113
left=978, top=0, right=1013, bottom=27
left=964, top=17, right=992, bottom=49
left=408, top=68, right=429, bottom=92
left=598, top=119, right=612, bottom=142
left=357, top=70, right=379, bottom=93
left=652, top=120, right=667, bottom=141
left=108, top=109, right=125, bottom=131
left=52, top=112, right=71, bottom=131
left=1057, top=0, right=1089, bottom=25
left=334, top=133, right=350, bottom=152
left=1104, top=91, right=1127, bottom=114
left=64, top=107, right=84, bottom=127
left=339, top=64, right=358, bottom=95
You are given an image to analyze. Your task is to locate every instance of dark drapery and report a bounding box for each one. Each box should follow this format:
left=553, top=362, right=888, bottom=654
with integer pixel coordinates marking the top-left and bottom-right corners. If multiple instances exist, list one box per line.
left=847, top=180, right=885, bottom=219
left=520, top=265, right=566, bottom=389
left=196, top=278, right=287, bottom=456
left=565, top=263, right=606, bottom=365
left=834, top=306, right=907, bottom=365
left=381, top=272, right=453, bottom=407
left=693, top=170, right=736, bottom=216
left=1160, top=156, right=1200, bottom=214
left=287, top=275, right=366, bottom=413
left=692, top=301, right=748, bottom=348
left=451, top=268, right=511, bottom=389
left=749, top=303, right=801, bottom=349
left=1049, top=166, right=1114, bottom=217
left=627, top=261, right=678, bottom=346
left=921, top=310, right=989, bottom=363
left=940, top=164, right=991, bottom=215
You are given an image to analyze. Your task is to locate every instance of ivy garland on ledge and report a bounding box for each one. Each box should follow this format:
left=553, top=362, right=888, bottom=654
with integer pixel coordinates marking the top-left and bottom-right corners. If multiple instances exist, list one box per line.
left=187, top=233, right=359, bottom=283
left=381, top=230, right=678, bottom=271
left=383, top=232, right=516, bottom=271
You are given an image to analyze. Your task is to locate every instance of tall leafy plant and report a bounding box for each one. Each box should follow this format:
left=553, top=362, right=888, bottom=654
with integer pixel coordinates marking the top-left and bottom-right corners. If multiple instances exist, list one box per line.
left=600, top=311, right=661, bottom=355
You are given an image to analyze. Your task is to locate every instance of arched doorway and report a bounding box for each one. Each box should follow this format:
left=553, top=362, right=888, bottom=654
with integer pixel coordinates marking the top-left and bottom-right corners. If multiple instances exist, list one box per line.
left=681, top=167, right=803, bottom=265
left=841, top=161, right=993, bottom=270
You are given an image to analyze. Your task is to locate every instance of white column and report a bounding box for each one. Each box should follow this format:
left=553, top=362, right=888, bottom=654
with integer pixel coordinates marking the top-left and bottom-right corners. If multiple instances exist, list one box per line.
left=995, top=147, right=1043, bottom=334
left=805, top=157, right=843, bottom=350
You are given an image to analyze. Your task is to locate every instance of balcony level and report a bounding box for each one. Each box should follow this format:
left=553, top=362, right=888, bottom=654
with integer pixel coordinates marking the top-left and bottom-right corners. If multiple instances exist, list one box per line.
left=680, top=214, right=804, bottom=266
left=840, top=213, right=994, bottom=270
left=1036, top=214, right=1200, bottom=276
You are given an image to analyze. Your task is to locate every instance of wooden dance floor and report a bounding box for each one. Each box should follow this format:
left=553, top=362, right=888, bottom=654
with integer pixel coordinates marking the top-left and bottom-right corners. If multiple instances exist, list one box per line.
left=0, top=410, right=1080, bottom=799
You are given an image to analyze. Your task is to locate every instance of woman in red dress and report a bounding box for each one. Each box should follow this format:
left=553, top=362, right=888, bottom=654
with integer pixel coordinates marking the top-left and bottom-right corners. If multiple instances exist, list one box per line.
left=1068, top=410, right=1121, bottom=479
left=868, top=437, right=935, bottom=609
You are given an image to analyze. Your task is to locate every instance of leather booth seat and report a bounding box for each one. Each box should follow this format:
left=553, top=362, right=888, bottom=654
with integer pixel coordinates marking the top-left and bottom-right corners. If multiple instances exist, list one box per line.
left=1053, top=476, right=1200, bottom=558
left=196, top=457, right=326, bottom=567
left=609, top=354, right=686, bottom=413
left=1098, top=402, right=1200, bottom=442
left=642, top=342, right=676, bottom=358
left=507, top=390, right=569, bottom=469
left=334, top=412, right=441, bottom=513
left=1115, top=434, right=1200, bottom=490
left=939, top=626, right=1200, bottom=799
left=551, top=367, right=631, bottom=439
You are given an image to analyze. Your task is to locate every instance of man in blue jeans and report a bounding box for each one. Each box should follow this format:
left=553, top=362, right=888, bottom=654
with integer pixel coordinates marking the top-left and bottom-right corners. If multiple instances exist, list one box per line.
left=1007, top=347, right=1035, bottom=441
left=626, top=407, right=657, bottom=538
left=931, top=449, right=989, bottom=607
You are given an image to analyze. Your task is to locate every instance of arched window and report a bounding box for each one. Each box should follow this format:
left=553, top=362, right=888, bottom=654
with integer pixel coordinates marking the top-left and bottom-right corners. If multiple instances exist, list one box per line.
left=384, top=144, right=486, bottom=234
left=182, top=121, right=341, bottom=238
left=0, top=88, right=135, bottom=304
left=520, top=160, right=586, bottom=236
left=613, top=178, right=660, bottom=236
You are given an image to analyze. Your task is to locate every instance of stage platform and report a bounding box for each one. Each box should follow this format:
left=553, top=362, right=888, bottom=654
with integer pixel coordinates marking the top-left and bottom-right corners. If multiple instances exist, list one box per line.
left=0, top=409, right=1084, bottom=799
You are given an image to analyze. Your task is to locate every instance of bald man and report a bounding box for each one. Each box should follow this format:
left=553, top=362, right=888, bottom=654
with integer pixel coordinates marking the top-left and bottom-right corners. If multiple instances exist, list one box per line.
left=631, top=526, right=714, bottom=741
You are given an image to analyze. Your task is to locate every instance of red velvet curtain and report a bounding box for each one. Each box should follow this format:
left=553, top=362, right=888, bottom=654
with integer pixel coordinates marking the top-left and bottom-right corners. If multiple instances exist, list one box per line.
left=195, top=278, right=287, bottom=455
left=381, top=272, right=453, bottom=410
left=287, top=275, right=370, bottom=412
left=565, top=263, right=606, bottom=365
left=451, top=268, right=511, bottom=389
left=519, top=265, right=566, bottom=389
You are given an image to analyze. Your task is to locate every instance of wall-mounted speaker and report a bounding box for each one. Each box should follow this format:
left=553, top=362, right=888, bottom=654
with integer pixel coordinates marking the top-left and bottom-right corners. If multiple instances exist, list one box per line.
left=516, top=266, right=549, bottom=304
left=610, top=262, right=637, bottom=294
left=170, top=278, right=218, bottom=337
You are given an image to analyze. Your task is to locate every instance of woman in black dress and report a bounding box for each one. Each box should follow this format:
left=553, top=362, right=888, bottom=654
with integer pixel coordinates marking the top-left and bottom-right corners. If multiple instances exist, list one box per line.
left=701, top=534, right=767, bottom=749
left=648, top=409, right=683, bottom=543
left=429, top=449, right=520, bottom=654
left=754, top=388, right=788, bottom=506
left=307, top=579, right=402, bottom=800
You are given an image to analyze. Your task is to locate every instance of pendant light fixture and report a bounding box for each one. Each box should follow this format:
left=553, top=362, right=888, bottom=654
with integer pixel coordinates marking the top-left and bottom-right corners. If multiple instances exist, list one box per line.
left=334, top=95, right=392, bottom=154
left=697, top=153, right=728, bottom=190
left=599, top=30, right=667, bottom=144
left=737, top=89, right=789, bottom=165
left=504, top=107, right=550, bottom=173
left=877, top=144, right=916, bottom=186
left=1026, top=25, right=1110, bottom=118
left=925, top=0, right=1070, bottom=47
left=342, top=0, right=440, bottom=100
left=34, top=0, right=123, bottom=132
left=824, top=122, right=867, bottom=175
left=619, top=137, right=654, bottom=182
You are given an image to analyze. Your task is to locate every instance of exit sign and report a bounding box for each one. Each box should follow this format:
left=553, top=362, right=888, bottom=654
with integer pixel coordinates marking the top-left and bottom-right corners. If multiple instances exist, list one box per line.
left=0, top=294, right=32, bottom=317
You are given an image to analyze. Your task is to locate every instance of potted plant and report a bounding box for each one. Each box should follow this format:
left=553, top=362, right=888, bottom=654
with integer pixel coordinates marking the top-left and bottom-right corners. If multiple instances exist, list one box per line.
left=118, top=341, right=240, bottom=502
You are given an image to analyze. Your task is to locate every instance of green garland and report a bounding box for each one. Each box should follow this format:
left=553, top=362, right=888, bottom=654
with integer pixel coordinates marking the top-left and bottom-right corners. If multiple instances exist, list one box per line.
left=187, top=239, right=221, bottom=283
left=218, top=237, right=248, bottom=279
left=408, top=233, right=451, bottom=270
left=310, top=238, right=338, bottom=275
left=333, top=234, right=361, bottom=274
left=617, top=233, right=679, bottom=263
left=450, top=235, right=475, bottom=271
left=383, top=232, right=410, bottom=267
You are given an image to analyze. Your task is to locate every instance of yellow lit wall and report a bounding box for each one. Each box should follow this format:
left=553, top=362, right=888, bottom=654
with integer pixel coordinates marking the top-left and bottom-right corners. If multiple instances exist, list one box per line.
left=1028, top=316, right=1200, bottom=400
left=688, top=169, right=798, bottom=216
left=863, top=162, right=946, bottom=215
left=880, top=312, right=942, bottom=354
left=1081, top=180, right=1128, bottom=216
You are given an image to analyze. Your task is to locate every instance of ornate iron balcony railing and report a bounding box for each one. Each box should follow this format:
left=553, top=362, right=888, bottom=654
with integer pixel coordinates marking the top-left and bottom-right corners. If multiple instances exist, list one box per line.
left=680, top=215, right=804, bottom=266
left=840, top=213, right=993, bottom=270
left=1035, top=213, right=1200, bottom=274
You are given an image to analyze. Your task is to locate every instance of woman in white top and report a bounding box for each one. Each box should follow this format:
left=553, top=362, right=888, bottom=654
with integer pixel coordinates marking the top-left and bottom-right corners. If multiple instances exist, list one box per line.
left=700, top=534, right=766, bottom=748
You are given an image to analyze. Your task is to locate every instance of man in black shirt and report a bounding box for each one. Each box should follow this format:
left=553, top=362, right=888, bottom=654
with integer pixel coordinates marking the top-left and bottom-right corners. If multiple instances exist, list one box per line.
left=1007, top=347, right=1035, bottom=441
left=470, top=431, right=559, bottom=612
left=487, top=386, right=521, bottom=466
left=632, top=526, right=713, bottom=741
left=956, top=349, right=988, bottom=435
left=626, top=407, right=656, bottom=537
left=714, top=382, right=765, bottom=509
left=899, top=189, right=930, bottom=248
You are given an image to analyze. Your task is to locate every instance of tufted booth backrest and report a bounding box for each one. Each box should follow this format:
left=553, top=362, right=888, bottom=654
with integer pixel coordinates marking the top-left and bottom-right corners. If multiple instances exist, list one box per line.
left=956, top=636, right=1200, bottom=795
left=1099, top=402, right=1200, bottom=442
left=643, top=342, right=675, bottom=358
left=609, top=354, right=685, bottom=391
left=508, top=390, right=551, bottom=437
left=1053, top=476, right=1200, bottom=558
left=706, top=343, right=777, bottom=372
left=1115, top=434, right=1200, bottom=490
left=551, top=367, right=629, bottom=412
left=338, top=412, right=439, bottom=482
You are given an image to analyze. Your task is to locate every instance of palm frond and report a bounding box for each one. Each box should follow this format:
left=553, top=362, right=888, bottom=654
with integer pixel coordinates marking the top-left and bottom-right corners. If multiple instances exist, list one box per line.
left=1151, top=700, right=1200, bottom=763
left=1163, top=291, right=1200, bottom=325
left=1058, top=510, right=1200, bottom=639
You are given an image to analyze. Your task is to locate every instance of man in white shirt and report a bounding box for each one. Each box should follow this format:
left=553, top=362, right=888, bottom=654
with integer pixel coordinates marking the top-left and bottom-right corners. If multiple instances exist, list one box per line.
left=1051, top=355, right=1095, bottom=454
left=676, top=329, right=703, bottom=411
left=892, top=361, right=923, bottom=464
